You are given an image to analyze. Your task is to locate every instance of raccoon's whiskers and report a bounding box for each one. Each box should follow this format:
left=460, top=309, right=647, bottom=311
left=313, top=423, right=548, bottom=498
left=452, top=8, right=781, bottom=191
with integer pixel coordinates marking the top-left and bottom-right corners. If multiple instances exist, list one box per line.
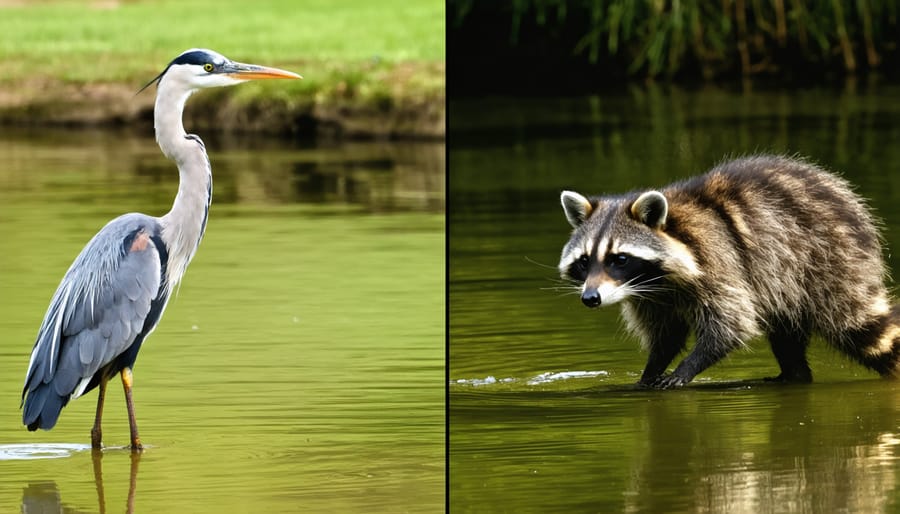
left=525, top=256, right=559, bottom=270
left=544, top=276, right=582, bottom=287
left=540, top=285, right=581, bottom=293
left=622, top=275, right=672, bottom=300
left=628, top=282, right=672, bottom=294
left=540, top=277, right=582, bottom=297
left=544, top=290, right=581, bottom=298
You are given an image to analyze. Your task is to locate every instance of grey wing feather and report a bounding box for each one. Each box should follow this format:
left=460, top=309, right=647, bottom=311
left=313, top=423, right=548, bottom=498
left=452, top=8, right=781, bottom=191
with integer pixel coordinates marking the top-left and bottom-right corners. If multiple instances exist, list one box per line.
left=23, top=213, right=164, bottom=404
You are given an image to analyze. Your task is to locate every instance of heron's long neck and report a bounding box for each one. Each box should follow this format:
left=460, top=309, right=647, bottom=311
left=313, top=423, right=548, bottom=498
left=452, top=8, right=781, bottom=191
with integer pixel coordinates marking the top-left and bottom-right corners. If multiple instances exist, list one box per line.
left=155, top=82, right=212, bottom=293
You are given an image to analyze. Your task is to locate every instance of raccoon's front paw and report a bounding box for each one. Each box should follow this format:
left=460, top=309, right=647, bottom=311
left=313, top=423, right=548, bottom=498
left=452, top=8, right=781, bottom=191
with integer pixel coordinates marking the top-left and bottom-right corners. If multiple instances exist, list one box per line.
left=649, top=374, right=687, bottom=389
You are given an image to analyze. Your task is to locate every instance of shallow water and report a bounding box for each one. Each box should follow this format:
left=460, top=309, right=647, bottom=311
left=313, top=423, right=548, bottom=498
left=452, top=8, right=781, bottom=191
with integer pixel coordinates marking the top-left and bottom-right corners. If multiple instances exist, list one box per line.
left=449, top=85, right=900, bottom=512
left=0, top=128, right=444, bottom=513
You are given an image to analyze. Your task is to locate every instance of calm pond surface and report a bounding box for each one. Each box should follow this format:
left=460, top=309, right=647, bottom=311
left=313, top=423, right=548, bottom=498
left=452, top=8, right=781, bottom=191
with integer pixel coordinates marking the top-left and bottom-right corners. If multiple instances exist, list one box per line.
left=0, top=127, right=444, bottom=513
left=449, top=85, right=900, bottom=512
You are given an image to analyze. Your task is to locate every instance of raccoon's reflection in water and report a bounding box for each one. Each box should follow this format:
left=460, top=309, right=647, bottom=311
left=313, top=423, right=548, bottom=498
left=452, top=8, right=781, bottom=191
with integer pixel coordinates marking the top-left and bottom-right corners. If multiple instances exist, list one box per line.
left=450, top=380, right=900, bottom=512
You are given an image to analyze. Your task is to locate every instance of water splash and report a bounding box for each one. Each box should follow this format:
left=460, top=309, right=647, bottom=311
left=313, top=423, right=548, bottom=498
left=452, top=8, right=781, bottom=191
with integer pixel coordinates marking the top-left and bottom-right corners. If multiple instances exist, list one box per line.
left=0, top=443, right=89, bottom=461
left=453, top=370, right=609, bottom=387
left=526, top=370, right=608, bottom=385
left=453, top=376, right=516, bottom=387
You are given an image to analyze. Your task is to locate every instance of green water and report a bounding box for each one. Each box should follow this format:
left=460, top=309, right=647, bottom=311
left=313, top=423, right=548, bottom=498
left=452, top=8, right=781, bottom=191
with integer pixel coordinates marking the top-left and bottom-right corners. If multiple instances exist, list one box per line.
left=449, top=85, right=900, bottom=512
left=0, top=128, right=444, bottom=512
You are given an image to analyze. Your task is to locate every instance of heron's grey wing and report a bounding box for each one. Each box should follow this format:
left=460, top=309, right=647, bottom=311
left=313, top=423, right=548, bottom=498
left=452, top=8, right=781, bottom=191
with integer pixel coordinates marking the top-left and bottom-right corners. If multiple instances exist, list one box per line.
left=22, top=214, right=166, bottom=430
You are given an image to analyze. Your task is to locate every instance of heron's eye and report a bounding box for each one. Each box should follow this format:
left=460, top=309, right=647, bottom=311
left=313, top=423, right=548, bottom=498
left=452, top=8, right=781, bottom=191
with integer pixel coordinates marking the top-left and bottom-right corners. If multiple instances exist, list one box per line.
left=203, top=63, right=214, bottom=73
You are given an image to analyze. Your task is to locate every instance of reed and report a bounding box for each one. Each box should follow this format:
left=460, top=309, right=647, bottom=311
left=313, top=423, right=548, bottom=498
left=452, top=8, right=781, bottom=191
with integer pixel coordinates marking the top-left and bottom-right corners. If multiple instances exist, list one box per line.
left=451, top=0, right=898, bottom=79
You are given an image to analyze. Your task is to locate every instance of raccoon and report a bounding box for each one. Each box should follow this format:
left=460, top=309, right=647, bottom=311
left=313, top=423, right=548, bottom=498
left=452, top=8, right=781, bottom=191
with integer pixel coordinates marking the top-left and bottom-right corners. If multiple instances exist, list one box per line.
left=558, top=154, right=900, bottom=388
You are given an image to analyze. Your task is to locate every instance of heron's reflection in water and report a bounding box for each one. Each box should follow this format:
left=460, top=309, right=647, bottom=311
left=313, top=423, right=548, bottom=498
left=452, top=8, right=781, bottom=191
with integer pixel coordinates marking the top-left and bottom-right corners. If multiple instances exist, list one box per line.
left=21, top=449, right=141, bottom=514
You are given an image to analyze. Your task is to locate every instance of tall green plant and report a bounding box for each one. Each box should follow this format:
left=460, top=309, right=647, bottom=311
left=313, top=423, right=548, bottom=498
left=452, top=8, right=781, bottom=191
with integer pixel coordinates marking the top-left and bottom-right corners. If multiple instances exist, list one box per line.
left=456, top=0, right=898, bottom=78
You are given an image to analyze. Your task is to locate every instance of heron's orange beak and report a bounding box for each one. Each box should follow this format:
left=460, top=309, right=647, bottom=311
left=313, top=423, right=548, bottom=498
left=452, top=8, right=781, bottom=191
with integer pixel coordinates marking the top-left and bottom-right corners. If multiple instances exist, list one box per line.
left=225, top=62, right=302, bottom=80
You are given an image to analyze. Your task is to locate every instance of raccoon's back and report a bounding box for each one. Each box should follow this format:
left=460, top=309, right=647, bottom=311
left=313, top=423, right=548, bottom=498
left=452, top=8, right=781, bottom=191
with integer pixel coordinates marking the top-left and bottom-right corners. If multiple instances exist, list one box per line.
left=664, top=155, right=886, bottom=331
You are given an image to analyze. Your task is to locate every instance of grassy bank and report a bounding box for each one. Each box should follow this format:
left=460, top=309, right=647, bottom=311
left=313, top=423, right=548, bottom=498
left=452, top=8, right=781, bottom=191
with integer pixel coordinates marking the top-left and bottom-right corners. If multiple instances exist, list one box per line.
left=0, top=0, right=444, bottom=138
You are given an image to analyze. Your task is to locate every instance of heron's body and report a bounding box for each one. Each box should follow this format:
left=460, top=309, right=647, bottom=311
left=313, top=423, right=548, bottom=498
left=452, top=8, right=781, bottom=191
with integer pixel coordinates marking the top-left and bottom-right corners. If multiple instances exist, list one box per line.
left=20, top=49, right=299, bottom=449
left=22, top=214, right=171, bottom=430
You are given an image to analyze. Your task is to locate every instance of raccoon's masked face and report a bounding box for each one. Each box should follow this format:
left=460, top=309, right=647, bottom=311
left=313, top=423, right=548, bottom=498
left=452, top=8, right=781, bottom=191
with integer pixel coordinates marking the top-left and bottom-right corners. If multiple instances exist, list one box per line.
left=558, top=190, right=672, bottom=308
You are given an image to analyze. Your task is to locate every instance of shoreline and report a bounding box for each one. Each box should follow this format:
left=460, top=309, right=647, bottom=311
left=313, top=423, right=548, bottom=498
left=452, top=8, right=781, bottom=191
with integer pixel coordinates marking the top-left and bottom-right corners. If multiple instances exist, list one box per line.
left=0, top=63, right=445, bottom=140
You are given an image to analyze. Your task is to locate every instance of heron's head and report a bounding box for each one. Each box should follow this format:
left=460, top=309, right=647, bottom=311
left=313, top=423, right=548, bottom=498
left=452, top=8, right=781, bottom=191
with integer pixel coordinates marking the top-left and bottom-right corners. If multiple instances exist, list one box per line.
left=139, top=48, right=301, bottom=94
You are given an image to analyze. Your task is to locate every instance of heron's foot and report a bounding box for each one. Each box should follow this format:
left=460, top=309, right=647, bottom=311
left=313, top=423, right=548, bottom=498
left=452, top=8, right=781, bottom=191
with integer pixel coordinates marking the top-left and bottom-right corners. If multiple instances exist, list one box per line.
left=130, top=438, right=143, bottom=452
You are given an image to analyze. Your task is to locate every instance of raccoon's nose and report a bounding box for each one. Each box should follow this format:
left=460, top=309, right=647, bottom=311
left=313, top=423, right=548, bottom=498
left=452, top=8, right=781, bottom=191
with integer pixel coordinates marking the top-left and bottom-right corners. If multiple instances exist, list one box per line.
left=581, top=288, right=601, bottom=308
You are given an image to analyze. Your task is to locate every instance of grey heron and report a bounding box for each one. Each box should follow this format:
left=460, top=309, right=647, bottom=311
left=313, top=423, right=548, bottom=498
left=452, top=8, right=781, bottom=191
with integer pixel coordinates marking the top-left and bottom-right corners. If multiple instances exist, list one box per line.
left=20, top=48, right=300, bottom=450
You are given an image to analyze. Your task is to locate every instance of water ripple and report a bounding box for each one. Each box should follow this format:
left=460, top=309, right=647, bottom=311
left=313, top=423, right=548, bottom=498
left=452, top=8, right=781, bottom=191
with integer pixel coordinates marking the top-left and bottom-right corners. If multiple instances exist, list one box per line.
left=0, top=443, right=89, bottom=461
left=452, top=370, right=609, bottom=388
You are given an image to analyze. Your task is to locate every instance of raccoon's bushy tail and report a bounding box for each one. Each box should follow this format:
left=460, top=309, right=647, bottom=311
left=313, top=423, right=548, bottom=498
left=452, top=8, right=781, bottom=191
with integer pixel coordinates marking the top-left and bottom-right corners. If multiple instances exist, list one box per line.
left=839, top=305, right=900, bottom=377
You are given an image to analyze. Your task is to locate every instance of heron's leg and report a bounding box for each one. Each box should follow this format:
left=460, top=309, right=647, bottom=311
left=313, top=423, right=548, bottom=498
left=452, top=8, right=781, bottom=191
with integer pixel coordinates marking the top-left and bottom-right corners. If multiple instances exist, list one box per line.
left=127, top=450, right=141, bottom=512
left=91, top=448, right=107, bottom=514
left=121, top=367, right=143, bottom=451
left=91, top=378, right=108, bottom=449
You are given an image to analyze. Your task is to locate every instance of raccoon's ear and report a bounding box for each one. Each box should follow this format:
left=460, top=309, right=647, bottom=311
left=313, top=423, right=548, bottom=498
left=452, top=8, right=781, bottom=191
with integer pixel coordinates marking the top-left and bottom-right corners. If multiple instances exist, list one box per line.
left=631, top=191, right=668, bottom=229
left=561, top=191, right=593, bottom=227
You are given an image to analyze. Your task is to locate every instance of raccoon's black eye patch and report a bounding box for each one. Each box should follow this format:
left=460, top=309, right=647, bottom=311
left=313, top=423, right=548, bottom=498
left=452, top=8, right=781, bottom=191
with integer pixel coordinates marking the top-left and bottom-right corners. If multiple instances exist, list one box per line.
left=607, top=254, right=629, bottom=267
left=569, top=254, right=590, bottom=281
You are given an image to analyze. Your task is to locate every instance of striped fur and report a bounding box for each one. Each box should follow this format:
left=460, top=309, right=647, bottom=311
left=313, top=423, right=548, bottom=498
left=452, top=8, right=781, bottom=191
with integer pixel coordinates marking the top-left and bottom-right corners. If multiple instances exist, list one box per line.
left=559, top=154, right=900, bottom=388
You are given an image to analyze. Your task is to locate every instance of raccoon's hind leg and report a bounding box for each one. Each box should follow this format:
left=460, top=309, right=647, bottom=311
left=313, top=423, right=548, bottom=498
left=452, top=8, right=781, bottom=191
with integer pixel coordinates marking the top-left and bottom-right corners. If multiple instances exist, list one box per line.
left=764, top=320, right=813, bottom=383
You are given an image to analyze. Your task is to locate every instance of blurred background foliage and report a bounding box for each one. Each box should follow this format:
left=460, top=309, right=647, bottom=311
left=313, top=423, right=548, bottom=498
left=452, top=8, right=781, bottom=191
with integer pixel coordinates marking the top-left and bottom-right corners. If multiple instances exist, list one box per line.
left=449, top=0, right=899, bottom=94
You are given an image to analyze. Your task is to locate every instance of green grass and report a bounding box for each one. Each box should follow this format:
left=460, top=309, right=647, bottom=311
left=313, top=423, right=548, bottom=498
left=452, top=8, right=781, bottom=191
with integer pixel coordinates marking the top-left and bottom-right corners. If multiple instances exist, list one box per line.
left=0, top=0, right=443, bottom=81
left=0, top=0, right=444, bottom=133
